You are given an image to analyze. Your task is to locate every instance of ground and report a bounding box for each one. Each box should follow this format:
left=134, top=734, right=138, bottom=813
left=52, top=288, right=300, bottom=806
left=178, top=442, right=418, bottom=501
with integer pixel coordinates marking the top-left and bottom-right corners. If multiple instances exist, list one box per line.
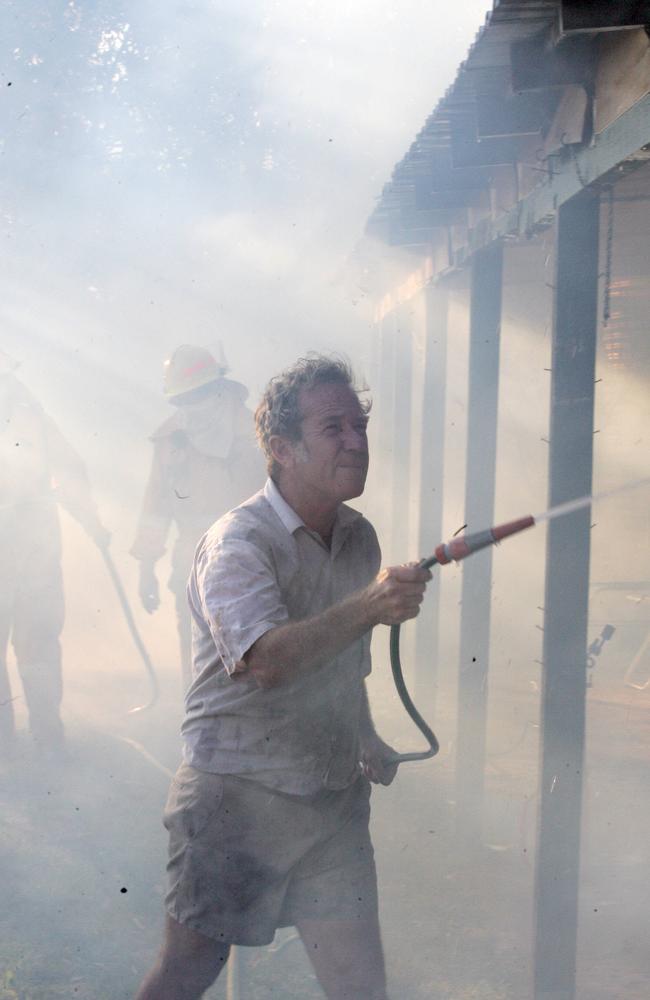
left=0, top=664, right=648, bottom=1000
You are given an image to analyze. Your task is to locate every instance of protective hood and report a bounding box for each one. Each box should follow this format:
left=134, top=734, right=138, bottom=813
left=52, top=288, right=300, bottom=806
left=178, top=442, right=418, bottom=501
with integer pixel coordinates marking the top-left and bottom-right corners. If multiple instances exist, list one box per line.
left=152, top=378, right=249, bottom=458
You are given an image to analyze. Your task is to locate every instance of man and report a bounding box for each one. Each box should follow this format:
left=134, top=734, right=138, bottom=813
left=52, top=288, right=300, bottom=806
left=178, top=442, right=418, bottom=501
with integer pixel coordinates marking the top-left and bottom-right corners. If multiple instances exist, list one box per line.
left=136, top=356, right=430, bottom=1000
left=131, top=344, right=265, bottom=689
left=0, top=350, right=108, bottom=758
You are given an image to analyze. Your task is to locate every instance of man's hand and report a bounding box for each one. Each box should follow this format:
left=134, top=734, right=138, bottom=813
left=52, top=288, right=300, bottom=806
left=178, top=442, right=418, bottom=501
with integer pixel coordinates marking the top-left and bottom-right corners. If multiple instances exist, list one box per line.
left=360, top=732, right=399, bottom=786
left=138, top=563, right=160, bottom=614
left=241, top=562, right=431, bottom=688
left=363, top=562, right=431, bottom=627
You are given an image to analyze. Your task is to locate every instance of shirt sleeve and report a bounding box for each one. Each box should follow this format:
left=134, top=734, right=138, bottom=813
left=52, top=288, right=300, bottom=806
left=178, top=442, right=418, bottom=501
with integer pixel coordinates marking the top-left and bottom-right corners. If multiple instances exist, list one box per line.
left=194, top=533, right=289, bottom=675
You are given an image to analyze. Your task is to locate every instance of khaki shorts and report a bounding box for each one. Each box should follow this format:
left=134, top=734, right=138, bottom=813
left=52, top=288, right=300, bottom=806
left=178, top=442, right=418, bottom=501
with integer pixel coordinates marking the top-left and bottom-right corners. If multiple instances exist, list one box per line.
left=163, top=763, right=378, bottom=946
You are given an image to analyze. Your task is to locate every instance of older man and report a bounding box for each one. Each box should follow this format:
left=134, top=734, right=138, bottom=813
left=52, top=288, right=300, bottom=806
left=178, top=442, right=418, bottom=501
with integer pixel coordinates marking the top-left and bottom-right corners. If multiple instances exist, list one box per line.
left=136, top=356, right=430, bottom=1000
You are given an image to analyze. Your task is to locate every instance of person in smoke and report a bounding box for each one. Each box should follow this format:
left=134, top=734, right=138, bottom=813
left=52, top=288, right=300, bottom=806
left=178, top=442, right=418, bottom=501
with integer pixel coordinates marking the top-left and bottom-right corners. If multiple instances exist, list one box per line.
left=131, top=344, right=265, bottom=690
left=0, top=349, right=108, bottom=759
left=135, top=355, right=431, bottom=1000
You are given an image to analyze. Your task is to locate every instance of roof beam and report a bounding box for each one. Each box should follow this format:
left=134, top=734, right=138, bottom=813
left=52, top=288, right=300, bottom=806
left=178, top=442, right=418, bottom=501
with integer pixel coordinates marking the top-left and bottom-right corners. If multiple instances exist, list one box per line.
left=560, top=0, right=650, bottom=34
left=476, top=90, right=560, bottom=138
left=400, top=207, right=465, bottom=229
left=455, top=90, right=650, bottom=265
left=511, top=30, right=594, bottom=90
left=452, top=135, right=520, bottom=167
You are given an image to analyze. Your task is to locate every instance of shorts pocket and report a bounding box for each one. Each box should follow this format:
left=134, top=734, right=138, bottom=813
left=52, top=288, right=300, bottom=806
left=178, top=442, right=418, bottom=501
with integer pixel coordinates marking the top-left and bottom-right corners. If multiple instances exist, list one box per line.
left=163, top=766, right=224, bottom=840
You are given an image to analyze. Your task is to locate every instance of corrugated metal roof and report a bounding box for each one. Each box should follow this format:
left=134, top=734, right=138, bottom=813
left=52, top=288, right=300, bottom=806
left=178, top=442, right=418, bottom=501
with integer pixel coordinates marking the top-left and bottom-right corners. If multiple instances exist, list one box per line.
left=362, top=0, right=650, bottom=267
left=365, top=0, right=564, bottom=244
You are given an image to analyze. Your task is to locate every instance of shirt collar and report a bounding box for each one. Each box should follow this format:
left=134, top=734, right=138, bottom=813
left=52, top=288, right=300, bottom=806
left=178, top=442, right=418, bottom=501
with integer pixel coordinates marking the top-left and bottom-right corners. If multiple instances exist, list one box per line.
left=264, top=477, right=363, bottom=544
left=264, top=478, right=305, bottom=535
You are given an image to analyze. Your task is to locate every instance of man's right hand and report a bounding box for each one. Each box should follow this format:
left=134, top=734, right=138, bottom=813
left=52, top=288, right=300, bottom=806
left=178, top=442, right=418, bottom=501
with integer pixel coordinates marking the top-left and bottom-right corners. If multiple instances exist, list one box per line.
left=363, top=562, right=431, bottom=627
left=138, top=564, right=160, bottom=614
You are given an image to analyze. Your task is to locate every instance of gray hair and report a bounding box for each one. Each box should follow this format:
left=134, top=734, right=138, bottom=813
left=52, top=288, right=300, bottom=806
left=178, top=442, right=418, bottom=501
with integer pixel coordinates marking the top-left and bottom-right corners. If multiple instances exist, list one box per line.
left=255, top=354, right=370, bottom=477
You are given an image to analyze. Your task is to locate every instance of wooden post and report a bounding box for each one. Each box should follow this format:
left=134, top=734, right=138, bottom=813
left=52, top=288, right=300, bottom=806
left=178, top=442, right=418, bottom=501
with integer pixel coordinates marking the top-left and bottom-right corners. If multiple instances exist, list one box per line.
left=375, top=312, right=397, bottom=555
left=455, top=242, right=503, bottom=843
left=534, top=189, right=599, bottom=1000
left=414, top=282, right=449, bottom=705
left=389, top=304, right=413, bottom=564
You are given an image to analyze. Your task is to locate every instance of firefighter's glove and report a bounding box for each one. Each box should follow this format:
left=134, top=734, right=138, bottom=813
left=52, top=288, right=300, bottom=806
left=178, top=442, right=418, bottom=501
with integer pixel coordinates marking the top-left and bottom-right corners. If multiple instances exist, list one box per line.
left=139, top=564, right=160, bottom=614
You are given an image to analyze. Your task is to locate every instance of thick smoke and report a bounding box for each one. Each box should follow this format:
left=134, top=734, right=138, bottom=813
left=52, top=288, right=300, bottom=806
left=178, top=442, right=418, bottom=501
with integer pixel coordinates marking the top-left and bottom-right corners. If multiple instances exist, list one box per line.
left=2, top=3, right=648, bottom=999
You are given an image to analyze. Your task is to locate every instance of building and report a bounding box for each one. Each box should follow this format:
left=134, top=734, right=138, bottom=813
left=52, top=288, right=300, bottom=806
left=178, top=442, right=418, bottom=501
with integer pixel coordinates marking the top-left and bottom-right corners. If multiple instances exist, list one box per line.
left=356, top=4, right=650, bottom=998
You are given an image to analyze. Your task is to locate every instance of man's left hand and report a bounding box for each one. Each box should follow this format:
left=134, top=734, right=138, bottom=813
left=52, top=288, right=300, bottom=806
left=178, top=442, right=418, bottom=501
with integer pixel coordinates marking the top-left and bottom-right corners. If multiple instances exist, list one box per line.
left=360, top=733, right=399, bottom=786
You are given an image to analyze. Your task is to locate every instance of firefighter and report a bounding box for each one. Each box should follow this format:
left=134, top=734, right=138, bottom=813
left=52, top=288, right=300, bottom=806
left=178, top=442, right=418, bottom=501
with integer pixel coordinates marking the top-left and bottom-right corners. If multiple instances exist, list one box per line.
left=131, top=345, right=265, bottom=690
left=0, top=350, right=108, bottom=759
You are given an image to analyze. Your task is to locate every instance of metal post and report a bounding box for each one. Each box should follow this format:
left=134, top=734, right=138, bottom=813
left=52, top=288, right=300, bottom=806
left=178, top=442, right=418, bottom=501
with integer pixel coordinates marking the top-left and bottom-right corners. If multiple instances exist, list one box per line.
left=455, top=242, right=503, bottom=843
left=534, top=189, right=599, bottom=1000
left=414, top=282, right=449, bottom=704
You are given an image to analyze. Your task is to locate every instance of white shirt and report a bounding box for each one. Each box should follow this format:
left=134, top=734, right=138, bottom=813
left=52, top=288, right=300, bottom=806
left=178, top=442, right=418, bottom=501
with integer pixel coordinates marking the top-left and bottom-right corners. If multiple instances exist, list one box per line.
left=182, top=478, right=381, bottom=794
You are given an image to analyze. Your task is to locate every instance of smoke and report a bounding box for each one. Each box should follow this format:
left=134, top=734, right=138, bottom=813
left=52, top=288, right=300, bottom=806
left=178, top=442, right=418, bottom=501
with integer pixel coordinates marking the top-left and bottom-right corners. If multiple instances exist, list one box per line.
left=4, top=3, right=648, bottom=999
left=1, top=4, right=498, bottom=999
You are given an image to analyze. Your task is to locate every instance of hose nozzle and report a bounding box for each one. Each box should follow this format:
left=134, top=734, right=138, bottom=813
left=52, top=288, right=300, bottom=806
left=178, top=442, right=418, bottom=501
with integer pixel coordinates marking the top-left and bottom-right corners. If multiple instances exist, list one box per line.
left=424, top=514, right=535, bottom=568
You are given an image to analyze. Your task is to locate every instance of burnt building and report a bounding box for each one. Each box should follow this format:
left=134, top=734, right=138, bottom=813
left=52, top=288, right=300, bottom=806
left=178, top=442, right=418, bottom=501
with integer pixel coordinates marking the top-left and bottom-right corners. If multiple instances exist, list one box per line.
left=355, top=4, right=650, bottom=999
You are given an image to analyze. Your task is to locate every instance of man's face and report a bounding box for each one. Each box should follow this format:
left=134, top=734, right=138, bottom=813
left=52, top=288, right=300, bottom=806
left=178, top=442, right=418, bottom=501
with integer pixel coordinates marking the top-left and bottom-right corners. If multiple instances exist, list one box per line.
left=285, top=382, right=369, bottom=507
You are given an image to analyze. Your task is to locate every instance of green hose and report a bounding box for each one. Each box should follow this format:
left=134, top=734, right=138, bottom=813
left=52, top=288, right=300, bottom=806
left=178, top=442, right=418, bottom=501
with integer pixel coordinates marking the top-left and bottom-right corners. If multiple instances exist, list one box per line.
left=386, top=555, right=440, bottom=764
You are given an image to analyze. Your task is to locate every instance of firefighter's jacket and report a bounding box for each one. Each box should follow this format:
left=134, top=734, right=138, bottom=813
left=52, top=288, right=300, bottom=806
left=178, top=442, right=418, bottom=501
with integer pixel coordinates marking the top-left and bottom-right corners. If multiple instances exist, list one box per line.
left=0, top=375, right=103, bottom=564
left=130, top=379, right=265, bottom=571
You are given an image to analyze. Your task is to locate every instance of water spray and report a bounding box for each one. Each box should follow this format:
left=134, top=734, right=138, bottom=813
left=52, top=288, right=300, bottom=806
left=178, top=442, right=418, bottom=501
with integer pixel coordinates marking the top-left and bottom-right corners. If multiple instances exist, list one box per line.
left=388, top=477, right=650, bottom=766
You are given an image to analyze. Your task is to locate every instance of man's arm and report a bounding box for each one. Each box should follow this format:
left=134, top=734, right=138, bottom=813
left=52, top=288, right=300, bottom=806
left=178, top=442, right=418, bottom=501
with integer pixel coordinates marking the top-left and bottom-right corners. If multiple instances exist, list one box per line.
left=45, top=414, right=109, bottom=546
left=241, top=563, right=430, bottom=689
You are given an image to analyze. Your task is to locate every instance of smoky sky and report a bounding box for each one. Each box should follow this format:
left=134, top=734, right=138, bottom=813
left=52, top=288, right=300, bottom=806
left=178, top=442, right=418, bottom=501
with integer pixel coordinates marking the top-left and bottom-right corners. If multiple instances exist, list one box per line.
left=2, top=11, right=649, bottom=1000
left=1, top=0, right=490, bottom=529
left=1, top=1, right=488, bottom=398
left=0, top=0, right=489, bottom=710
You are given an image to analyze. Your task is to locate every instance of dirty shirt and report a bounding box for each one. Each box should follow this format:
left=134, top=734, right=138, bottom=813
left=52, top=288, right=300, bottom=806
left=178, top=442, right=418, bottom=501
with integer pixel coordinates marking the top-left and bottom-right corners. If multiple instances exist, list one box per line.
left=182, top=478, right=381, bottom=795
